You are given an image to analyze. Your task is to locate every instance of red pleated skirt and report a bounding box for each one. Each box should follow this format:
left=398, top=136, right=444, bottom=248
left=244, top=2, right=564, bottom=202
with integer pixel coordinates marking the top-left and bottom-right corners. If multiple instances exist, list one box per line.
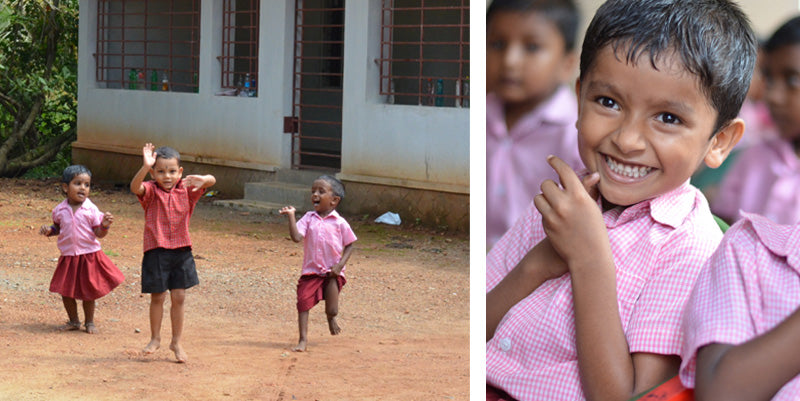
left=49, top=250, right=124, bottom=301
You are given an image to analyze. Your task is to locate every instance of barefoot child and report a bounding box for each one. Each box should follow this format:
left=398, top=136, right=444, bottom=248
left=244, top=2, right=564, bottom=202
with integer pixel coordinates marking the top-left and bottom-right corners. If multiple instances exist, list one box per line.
left=130, top=143, right=216, bottom=363
left=39, top=165, right=124, bottom=334
left=279, top=175, right=356, bottom=352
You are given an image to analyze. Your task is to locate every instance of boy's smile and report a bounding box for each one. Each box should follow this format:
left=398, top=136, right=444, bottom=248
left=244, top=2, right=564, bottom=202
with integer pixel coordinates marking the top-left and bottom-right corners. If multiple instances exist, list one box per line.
left=151, top=157, right=183, bottom=191
left=576, top=46, right=721, bottom=207
left=311, top=179, right=339, bottom=217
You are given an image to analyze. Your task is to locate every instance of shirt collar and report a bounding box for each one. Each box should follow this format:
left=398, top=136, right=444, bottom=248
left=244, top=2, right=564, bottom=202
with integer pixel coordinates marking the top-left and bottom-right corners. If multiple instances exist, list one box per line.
left=743, top=211, right=800, bottom=271
left=312, top=209, right=341, bottom=220
left=57, top=197, right=94, bottom=211
left=603, top=180, right=695, bottom=229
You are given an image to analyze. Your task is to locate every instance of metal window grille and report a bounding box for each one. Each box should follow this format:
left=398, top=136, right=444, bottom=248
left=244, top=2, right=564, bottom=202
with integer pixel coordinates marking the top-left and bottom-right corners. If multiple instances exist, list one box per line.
left=378, top=0, right=469, bottom=108
left=220, top=0, right=259, bottom=97
left=95, top=0, right=200, bottom=93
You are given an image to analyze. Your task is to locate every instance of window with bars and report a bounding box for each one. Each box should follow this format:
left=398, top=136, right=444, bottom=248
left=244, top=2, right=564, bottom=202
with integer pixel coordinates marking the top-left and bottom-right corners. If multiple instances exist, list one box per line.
left=378, top=0, right=469, bottom=108
left=220, top=0, right=260, bottom=97
left=95, top=0, right=200, bottom=93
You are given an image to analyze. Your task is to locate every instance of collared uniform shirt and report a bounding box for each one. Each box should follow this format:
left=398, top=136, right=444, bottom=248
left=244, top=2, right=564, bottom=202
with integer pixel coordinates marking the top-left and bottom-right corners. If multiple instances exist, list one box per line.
left=680, top=212, right=800, bottom=399
left=486, top=86, right=584, bottom=249
left=486, top=181, right=722, bottom=400
left=137, top=179, right=204, bottom=252
left=713, top=138, right=800, bottom=225
left=52, top=198, right=104, bottom=256
left=296, top=210, right=357, bottom=277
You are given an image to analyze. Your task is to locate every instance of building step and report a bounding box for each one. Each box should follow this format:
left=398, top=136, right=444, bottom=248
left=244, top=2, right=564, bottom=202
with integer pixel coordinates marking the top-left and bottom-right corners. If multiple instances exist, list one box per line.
left=243, top=181, right=312, bottom=210
left=211, top=199, right=307, bottom=215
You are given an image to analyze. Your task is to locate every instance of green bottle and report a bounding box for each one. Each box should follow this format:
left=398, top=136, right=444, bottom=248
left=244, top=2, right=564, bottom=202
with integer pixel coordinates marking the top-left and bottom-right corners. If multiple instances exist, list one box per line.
left=128, top=69, right=137, bottom=90
left=150, top=70, right=159, bottom=91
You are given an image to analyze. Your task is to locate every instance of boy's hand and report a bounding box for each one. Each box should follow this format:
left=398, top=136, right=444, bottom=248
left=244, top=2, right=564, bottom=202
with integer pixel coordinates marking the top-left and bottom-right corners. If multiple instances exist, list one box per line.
left=39, top=225, right=52, bottom=236
left=143, top=143, right=156, bottom=168
left=279, top=206, right=296, bottom=218
left=184, top=175, right=206, bottom=191
left=101, top=212, right=114, bottom=228
left=329, top=264, right=343, bottom=277
left=533, top=155, right=610, bottom=269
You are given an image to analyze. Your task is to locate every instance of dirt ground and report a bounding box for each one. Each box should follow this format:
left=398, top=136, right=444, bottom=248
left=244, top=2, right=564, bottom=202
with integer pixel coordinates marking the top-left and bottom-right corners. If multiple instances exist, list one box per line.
left=0, top=178, right=470, bottom=401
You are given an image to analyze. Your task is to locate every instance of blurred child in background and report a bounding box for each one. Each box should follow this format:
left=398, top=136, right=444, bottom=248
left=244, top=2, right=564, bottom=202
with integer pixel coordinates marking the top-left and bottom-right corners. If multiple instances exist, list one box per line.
left=486, top=0, right=584, bottom=248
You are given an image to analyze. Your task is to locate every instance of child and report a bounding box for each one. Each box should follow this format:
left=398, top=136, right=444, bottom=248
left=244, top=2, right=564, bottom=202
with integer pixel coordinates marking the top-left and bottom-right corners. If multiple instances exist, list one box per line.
left=485, top=0, right=755, bottom=399
left=39, top=165, right=124, bottom=334
left=130, top=143, right=216, bottom=363
left=485, top=0, right=584, bottom=248
left=680, top=213, right=800, bottom=400
left=279, top=175, right=356, bottom=352
left=712, top=16, right=800, bottom=226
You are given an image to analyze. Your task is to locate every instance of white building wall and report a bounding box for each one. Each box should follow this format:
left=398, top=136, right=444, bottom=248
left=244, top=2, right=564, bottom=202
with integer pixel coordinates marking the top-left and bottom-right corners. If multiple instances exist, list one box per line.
left=76, top=0, right=468, bottom=195
left=339, top=3, right=470, bottom=194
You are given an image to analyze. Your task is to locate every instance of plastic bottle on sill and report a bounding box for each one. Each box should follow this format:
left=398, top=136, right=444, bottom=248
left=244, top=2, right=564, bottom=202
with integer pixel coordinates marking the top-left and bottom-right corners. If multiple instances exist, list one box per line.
left=138, top=71, right=145, bottom=90
left=243, top=73, right=252, bottom=97
left=434, top=78, right=444, bottom=107
left=425, top=78, right=434, bottom=106
left=150, top=70, right=159, bottom=91
left=249, top=76, right=256, bottom=97
left=462, top=76, right=469, bottom=108
left=161, top=72, right=169, bottom=91
left=128, top=69, right=137, bottom=90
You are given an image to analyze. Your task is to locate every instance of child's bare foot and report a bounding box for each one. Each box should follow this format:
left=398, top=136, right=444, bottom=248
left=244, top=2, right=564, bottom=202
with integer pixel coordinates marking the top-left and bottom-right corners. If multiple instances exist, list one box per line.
left=169, top=343, right=187, bottom=363
left=57, top=320, right=81, bottom=331
left=84, top=322, right=98, bottom=334
left=292, top=339, right=307, bottom=352
left=328, top=316, right=341, bottom=335
left=142, top=339, right=160, bottom=355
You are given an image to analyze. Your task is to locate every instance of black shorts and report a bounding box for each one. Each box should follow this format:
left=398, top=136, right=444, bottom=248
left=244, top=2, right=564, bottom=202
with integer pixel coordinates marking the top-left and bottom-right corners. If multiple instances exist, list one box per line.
left=141, top=247, right=199, bottom=293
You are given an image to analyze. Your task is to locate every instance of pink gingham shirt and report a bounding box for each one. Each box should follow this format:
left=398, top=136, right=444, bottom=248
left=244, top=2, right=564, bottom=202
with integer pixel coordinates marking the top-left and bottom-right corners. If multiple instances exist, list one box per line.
left=51, top=198, right=104, bottom=256
left=486, top=181, right=722, bottom=400
left=680, top=212, right=800, bottom=399
left=137, top=179, right=204, bottom=252
left=296, top=210, right=357, bottom=277
left=712, top=138, right=800, bottom=225
left=486, top=86, right=584, bottom=248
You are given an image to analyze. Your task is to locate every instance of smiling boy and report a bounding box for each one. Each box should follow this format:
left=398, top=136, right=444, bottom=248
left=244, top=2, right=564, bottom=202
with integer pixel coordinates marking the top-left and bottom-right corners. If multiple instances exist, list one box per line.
left=486, top=0, right=756, bottom=399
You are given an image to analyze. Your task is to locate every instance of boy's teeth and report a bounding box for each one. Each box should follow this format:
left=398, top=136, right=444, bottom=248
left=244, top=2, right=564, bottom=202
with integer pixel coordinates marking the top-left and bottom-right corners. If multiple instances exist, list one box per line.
left=607, top=156, right=651, bottom=178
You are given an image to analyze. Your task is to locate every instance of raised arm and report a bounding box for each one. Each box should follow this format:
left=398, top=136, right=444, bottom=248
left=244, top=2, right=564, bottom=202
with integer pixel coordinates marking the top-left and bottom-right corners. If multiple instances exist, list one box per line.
left=279, top=206, right=303, bottom=242
left=183, top=174, right=216, bottom=191
left=535, top=156, right=677, bottom=400
left=694, top=307, right=800, bottom=401
left=130, top=143, right=156, bottom=196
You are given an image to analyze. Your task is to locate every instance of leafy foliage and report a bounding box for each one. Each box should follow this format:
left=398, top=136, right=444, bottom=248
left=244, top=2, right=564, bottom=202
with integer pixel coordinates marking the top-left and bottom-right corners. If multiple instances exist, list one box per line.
left=0, top=0, right=78, bottom=177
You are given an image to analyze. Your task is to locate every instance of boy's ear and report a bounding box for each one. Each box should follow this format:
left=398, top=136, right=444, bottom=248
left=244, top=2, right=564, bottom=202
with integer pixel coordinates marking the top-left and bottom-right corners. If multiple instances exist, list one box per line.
left=704, top=118, right=745, bottom=169
left=60, top=182, right=69, bottom=193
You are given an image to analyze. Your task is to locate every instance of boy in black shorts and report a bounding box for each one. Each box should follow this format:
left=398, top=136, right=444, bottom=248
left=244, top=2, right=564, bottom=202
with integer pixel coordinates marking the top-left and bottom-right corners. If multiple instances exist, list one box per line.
left=130, top=143, right=216, bottom=363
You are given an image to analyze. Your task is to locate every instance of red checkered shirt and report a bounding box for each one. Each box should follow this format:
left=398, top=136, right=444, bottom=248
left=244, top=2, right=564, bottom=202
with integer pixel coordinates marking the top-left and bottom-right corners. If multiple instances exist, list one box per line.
left=486, top=181, right=722, bottom=400
left=137, top=179, right=204, bottom=252
left=680, top=212, right=800, bottom=399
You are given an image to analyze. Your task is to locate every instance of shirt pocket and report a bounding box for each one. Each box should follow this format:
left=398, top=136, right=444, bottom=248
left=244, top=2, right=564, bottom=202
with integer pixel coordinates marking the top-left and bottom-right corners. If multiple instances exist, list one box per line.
left=615, top=268, right=646, bottom=330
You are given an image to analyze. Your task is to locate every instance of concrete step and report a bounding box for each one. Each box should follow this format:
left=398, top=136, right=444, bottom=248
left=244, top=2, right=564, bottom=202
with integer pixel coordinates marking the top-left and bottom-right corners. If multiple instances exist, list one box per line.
left=243, top=181, right=312, bottom=210
left=212, top=199, right=309, bottom=215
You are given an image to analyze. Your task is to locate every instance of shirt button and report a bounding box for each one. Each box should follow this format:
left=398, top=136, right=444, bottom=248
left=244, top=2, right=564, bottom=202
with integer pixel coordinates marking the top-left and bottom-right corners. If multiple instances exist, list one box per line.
left=499, top=338, right=511, bottom=352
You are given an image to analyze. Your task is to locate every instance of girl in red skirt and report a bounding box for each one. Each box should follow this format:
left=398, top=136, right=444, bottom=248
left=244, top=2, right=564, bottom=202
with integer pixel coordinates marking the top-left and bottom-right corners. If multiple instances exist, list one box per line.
left=39, top=165, right=124, bottom=334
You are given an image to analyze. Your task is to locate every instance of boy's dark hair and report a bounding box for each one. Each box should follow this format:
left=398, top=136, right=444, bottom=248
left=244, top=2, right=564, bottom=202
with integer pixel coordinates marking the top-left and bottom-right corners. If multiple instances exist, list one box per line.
left=61, top=165, right=92, bottom=183
left=155, top=146, right=181, bottom=163
left=318, top=175, right=345, bottom=200
left=579, top=0, right=757, bottom=134
left=486, top=0, right=579, bottom=51
left=764, top=16, right=800, bottom=54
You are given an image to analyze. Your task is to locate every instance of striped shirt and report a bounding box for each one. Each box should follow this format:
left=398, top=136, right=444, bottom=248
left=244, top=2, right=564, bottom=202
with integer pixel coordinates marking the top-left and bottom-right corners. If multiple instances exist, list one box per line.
left=680, top=212, right=800, bottom=399
left=137, top=179, right=204, bottom=252
left=486, top=181, right=722, bottom=400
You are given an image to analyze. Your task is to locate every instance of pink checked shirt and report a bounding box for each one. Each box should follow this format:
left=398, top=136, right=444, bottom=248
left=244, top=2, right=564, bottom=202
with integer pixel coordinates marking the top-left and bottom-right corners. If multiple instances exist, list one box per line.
left=296, top=210, right=357, bottom=277
left=486, top=86, right=584, bottom=248
left=137, top=179, right=204, bottom=252
left=680, top=212, right=800, bottom=399
left=51, top=198, right=104, bottom=256
left=712, top=138, right=800, bottom=225
left=486, top=181, right=722, bottom=400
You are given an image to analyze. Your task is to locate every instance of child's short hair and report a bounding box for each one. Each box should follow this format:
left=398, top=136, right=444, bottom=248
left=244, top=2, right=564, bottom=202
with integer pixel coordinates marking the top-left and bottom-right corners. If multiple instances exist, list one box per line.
left=579, top=0, right=757, bottom=133
left=155, top=146, right=181, bottom=163
left=318, top=175, right=345, bottom=200
left=486, top=0, right=579, bottom=51
left=61, top=165, right=92, bottom=183
left=764, top=16, right=800, bottom=53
